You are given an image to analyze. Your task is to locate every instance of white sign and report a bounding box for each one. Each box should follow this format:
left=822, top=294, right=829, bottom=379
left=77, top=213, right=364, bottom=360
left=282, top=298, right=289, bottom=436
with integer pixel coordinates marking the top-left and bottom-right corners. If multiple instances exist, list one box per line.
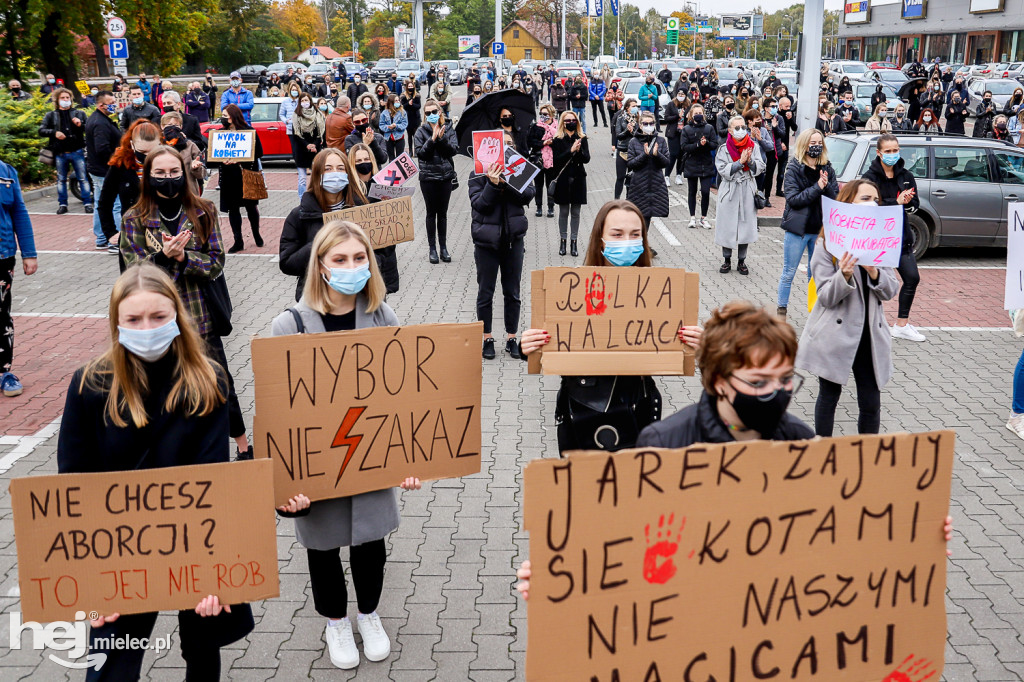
left=114, top=66, right=128, bottom=76
left=719, top=14, right=753, bottom=37
left=208, top=129, right=256, bottom=162
left=970, top=0, right=1004, bottom=12
left=1005, top=203, right=1024, bottom=309
left=368, top=184, right=416, bottom=201
left=112, top=59, right=127, bottom=66
left=844, top=0, right=870, bottom=24
left=821, top=196, right=903, bottom=268
left=106, top=16, right=127, bottom=38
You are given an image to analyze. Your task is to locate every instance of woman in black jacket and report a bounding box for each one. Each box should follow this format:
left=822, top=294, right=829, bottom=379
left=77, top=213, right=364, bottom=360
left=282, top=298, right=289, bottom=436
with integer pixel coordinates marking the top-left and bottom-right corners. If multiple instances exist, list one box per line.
left=550, top=110, right=591, bottom=256
left=662, top=90, right=689, bottom=185
left=944, top=92, right=969, bottom=136
left=626, top=111, right=670, bottom=252
left=98, top=120, right=162, bottom=250
left=290, top=92, right=326, bottom=198
left=469, top=130, right=536, bottom=360
left=39, top=88, right=93, bottom=214
left=776, top=128, right=839, bottom=321
left=814, top=100, right=846, bottom=135
left=59, top=263, right=253, bottom=681
left=207, top=104, right=264, bottom=253
left=400, top=82, right=422, bottom=155
left=680, top=103, right=718, bottom=229
left=412, top=99, right=458, bottom=264
left=613, top=102, right=637, bottom=200
left=279, top=148, right=366, bottom=300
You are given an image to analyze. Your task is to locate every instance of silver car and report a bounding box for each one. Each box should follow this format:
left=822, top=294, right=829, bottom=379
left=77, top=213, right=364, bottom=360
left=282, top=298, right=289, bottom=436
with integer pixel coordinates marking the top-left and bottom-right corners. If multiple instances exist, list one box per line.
left=967, top=77, right=1021, bottom=114
left=827, top=132, right=1024, bottom=258
left=434, top=60, right=464, bottom=84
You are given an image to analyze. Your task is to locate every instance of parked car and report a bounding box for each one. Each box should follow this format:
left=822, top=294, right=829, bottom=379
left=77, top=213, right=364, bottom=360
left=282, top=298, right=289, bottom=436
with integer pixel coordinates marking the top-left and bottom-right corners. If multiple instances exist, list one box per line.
left=826, top=131, right=1024, bottom=258
left=865, top=68, right=909, bottom=86
left=556, top=66, right=589, bottom=88
left=266, top=62, right=305, bottom=76
left=828, top=60, right=870, bottom=82
left=396, top=59, right=427, bottom=84
left=967, top=77, right=1021, bottom=114
left=433, top=60, right=464, bottom=84
left=998, top=62, right=1024, bottom=80
left=757, top=69, right=798, bottom=93
left=852, top=81, right=902, bottom=122
left=341, top=62, right=369, bottom=83
left=306, top=62, right=335, bottom=82
left=200, top=97, right=292, bottom=161
left=618, top=77, right=670, bottom=110
left=715, top=67, right=751, bottom=86
left=370, top=58, right=400, bottom=82
left=866, top=61, right=899, bottom=70
left=675, top=58, right=698, bottom=74
left=236, top=65, right=267, bottom=83
left=969, top=62, right=1003, bottom=77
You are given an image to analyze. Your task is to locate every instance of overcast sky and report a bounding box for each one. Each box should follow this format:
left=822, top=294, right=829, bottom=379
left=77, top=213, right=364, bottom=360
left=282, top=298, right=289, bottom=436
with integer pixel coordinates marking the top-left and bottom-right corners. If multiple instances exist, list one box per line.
left=620, top=0, right=844, bottom=16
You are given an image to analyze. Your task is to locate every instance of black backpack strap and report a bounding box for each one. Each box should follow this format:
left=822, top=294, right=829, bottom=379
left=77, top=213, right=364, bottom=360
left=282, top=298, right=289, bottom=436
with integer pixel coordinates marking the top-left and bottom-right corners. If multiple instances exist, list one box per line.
left=287, top=308, right=305, bottom=334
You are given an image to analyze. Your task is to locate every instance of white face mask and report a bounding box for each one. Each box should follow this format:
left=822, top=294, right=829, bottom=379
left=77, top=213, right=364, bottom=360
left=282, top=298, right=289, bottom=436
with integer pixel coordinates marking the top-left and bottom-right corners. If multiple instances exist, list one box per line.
left=641, top=124, right=655, bottom=134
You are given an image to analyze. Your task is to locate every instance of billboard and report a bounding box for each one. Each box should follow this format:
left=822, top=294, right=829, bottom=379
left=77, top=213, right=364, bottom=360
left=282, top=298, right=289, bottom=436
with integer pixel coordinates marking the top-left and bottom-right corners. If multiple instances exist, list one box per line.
left=844, top=0, right=870, bottom=23
left=969, top=0, right=1003, bottom=12
left=902, top=0, right=926, bottom=18
left=459, top=34, right=481, bottom=58
left=719, top=14, right=753, bottom=38
left=394, top=27, right=414, bottom=59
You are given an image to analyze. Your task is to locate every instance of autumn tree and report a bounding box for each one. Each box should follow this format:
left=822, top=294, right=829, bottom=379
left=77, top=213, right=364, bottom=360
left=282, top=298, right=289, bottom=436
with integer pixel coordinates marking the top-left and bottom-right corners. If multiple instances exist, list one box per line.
left=271, top=0, right=328, bottom=57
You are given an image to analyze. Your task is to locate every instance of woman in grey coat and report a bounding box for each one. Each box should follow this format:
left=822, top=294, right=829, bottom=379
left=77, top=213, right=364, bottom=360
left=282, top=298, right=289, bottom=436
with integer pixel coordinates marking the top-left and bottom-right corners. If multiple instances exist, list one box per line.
left=270, top=220, right=421, bottom=670
left=714, top=114, right=764, bottom=275
left=795, top=179, right=899, bottom=437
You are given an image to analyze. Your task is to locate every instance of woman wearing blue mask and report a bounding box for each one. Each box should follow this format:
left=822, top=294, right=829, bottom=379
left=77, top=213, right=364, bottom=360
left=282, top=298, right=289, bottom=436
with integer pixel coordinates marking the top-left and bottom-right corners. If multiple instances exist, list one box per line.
left=519, top=200, right=702, bottom=454
left=269, top=220, right=421, bottom=671
left=280, top=148, right=362, bottom=300
left=413, top=99, right=458, bottom=264
left=290, top=93, right=326, bottom=198
left=58, top=263, right=254, bottom=680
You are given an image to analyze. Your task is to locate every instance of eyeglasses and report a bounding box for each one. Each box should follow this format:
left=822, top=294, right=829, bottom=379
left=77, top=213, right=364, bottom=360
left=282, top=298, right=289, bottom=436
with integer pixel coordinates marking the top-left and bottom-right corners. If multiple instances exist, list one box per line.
left=151, top=170, right=184, bottom=179
left=729, top=372, right=805, bottom=401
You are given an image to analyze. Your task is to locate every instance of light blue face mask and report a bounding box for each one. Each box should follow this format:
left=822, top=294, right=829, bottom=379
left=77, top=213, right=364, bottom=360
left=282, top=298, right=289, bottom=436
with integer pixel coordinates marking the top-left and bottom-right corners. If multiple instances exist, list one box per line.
left=426, top=113, right=440, bottom=124
left=602, top=238, right=644, bottom=267
left=881, top=152, right=900, bottom=167
left=768, top=107, right=778, bottom=115
left=321, top=171, right=349, bottom=194
left=322, top=261, right=371, bottom=295
left=132, top=96, right=144, bottom=106
left=117, top=317, right=180, bottom=362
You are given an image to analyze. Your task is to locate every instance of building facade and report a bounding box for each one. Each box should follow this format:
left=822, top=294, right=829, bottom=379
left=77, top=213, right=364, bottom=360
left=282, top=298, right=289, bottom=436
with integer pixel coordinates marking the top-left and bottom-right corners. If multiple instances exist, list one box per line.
left=483, top=21, right=583, bottom=63
left=837, top=0, right=1024, bottom=66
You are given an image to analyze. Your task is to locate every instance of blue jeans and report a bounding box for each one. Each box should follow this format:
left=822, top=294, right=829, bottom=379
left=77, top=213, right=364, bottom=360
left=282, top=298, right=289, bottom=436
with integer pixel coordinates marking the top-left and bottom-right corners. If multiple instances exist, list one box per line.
left=1014, top=346, right=1024, bottom=414
left=89, top=173, right=121, bottom=244
left=572, top=106, right=587, bottom=134
left=56, top=148, right=92, bottom=207
left=641, top=104, right=656, bottom=114
left=777, top=231, right=817, bottom=308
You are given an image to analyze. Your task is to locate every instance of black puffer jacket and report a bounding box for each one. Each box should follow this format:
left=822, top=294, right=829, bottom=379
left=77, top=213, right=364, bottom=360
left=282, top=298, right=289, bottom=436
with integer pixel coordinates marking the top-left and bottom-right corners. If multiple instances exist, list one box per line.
left=568, top=83, right=588, bottom=109
left=662, top=101, right=685, bottom=139
left=468, top=172, right=536, bottom=250
left=680, top=122, right=718, bottom=177
left=861, top=156, right=919, bottom=252
left=636, top=391, right=814, bottom=449
left=279, top=191, right=327, bottom=300
left=412, top=123, right=458, bottom=182
left=615, top=112, right=636, bottom=153
left=626, top=135, right=670, bottom=218
left=780, top=159, right=839, bottom=237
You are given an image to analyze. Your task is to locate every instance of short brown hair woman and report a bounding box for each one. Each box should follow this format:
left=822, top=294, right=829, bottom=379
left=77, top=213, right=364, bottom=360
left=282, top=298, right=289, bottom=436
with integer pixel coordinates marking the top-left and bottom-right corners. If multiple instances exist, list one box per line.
left=58, top=263, right=253, bottom=680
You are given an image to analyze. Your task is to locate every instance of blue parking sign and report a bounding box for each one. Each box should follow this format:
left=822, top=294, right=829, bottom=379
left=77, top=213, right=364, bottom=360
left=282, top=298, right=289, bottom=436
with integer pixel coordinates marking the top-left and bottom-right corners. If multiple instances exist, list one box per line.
left=493, top=42, right=505, bottom=55
left=108, top=38, right=129, bottom=60
left=310, top=46, right=319, bottom=56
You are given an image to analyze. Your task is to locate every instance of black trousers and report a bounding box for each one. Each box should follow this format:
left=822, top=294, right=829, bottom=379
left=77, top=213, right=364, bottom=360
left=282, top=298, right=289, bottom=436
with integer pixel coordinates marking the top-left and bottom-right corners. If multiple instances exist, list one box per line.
left=474, top=237, right=525, bottom=335
left=665, top=136, right=684, bottom=176
left=227, top=206, right=260, bottom=244
left=421, top=179, right=453, bottom=250
left=896, top=249, right=920, bottom=319
left=758, top=152, right=778, bottom=193
left=609, top=109, right=620, bottom=148
left=533, top=167, right=553, bottom=210
left=614, top=153, right=628, bottom=199
left=814, top=335, right=881, bottom=437
left=687, top=176, right=713, bottom=217
left=771, top=150, right=789, bottom=193
left=0, top=257, right=13, bottom=373
left=308, top=539, right=387, bottom=618
left=591, top=99, right=607, bottom=126
left=203, top=333, right=246, bottom=439
left=386, top=137, right=406, bottom=161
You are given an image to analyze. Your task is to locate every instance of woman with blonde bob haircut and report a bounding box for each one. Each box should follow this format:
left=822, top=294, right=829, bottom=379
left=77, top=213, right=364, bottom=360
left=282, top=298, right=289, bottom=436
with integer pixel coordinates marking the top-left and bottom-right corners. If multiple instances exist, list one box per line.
left=58, top=263, right=254, bottom=680
left=269, top=219, right=421, bottom=671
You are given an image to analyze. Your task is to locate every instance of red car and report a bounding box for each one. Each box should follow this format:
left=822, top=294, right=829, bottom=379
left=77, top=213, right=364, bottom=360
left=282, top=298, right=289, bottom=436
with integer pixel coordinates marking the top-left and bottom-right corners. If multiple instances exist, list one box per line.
left=866, top=61, right=898, bottom=70
left=557, top=67, right=589, bottom=88
left=200, top=97, right=293, bottom=161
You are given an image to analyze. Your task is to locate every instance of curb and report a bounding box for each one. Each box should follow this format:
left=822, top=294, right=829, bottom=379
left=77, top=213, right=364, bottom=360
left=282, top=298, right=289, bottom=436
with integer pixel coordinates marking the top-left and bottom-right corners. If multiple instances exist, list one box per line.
left=23, top=185, right=56, bottom=201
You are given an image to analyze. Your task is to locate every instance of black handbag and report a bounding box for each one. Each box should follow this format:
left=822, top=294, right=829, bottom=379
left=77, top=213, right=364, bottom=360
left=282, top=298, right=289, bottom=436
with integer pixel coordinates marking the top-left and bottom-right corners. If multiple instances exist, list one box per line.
left=556, top=376, right=662, bottom=453
left=754, top=191, right=767, bottom=210
left=547, top=155, right=572, bottom=197
left=203, top=274, right=234, bottom=337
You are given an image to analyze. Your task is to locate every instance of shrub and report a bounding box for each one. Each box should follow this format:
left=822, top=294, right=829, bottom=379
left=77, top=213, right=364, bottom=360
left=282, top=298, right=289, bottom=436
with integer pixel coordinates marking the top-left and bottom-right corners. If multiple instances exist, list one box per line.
left=0, top=92, right=57, bottom=185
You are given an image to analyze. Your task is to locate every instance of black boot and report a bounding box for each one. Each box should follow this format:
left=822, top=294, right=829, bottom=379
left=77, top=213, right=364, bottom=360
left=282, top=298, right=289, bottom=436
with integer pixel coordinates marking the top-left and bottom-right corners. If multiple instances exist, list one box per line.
left=719, top=259, right=731, bottom=273
left=229, top=224, right=244, bottom=253
left=440, top=247, right=451, bottom=262
left=570, top=239, right=578, bottom=257
left=559, top=239, right=567, bottom=256
left=428, top=247, right=439, bottom=264
left=535, top=206, right=543, bottom=217
left=252, top=224, right=264, bottom=248
left=438, top=224, right=451, bottom=262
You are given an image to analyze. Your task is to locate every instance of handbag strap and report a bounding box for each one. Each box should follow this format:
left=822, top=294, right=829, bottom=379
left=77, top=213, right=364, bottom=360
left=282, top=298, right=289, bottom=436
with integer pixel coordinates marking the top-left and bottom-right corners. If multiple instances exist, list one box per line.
left=288, top=308, right=305, bottom=334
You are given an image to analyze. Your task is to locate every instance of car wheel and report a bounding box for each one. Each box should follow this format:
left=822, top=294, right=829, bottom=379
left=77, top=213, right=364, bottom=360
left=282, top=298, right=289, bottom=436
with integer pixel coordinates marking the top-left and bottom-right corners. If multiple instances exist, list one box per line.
left=908, top=213, right=931, bottom=260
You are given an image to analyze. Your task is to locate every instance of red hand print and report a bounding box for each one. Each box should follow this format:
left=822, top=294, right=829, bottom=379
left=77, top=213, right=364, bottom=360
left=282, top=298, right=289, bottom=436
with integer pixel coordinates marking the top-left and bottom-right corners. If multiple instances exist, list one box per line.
left=882, top=654, right=937, bottom=682
left=642, top=514, right=688, bottom=585
left=585, top=272, right=608, bottom=316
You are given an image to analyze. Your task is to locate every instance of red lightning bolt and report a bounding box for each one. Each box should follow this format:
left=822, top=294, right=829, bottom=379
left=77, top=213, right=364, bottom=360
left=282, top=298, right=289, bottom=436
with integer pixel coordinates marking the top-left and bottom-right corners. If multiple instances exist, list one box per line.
left=332, top=406, right=367, bottom=486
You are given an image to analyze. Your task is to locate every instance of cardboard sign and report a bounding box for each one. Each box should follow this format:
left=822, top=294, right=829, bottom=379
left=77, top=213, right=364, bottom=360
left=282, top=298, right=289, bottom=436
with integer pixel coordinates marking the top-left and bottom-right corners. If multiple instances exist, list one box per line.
left=74, top=80, right=91, bottom=95
left=368, top=184, right=416, bottom=201
left=323, top=195, right=415, bottom=250
left=822, top=196, right=903, bottom=268
left=113, top=90, right=133, bottom=110
left=251, top=322, right=484, bottom=506
left=208, top=129, right=256, bottom=162
left=523, top=431, right=955, bottom=682
left=1005, top=203, right=1024, bottom=310
left=10, top=460, right=280, bottom=623
left=528, top=267, right=699, bottom=376
left=473, top=129, right=505, bottom=174
left=503, top=144, right=541, bottom=194
left=372, top=152, right=418, bottom=187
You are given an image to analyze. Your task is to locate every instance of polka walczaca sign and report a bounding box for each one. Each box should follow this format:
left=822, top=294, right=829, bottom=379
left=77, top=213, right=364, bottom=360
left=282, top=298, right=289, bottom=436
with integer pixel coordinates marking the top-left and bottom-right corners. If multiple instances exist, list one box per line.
left=523, top=431, right=955, bottom=681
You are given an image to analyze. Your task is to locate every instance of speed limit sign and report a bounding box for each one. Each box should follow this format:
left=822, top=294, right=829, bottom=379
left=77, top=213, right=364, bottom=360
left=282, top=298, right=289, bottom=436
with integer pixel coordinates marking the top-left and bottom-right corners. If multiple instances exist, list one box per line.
left=106, top=16, right=127, bottom=38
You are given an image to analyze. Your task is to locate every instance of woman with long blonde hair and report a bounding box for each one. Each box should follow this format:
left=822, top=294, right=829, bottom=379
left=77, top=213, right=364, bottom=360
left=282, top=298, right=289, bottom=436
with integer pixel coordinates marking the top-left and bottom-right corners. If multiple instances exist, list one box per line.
left=412, top=98, right=459, bottom=264
left=58, top=263, right=253, bottom=680
left=549, top=109, right=591, bottom=256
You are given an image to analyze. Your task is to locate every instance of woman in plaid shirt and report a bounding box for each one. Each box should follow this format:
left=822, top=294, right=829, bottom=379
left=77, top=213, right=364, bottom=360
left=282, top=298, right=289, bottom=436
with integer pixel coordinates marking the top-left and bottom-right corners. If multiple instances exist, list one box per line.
left=119, top=146, right=252, bottom=459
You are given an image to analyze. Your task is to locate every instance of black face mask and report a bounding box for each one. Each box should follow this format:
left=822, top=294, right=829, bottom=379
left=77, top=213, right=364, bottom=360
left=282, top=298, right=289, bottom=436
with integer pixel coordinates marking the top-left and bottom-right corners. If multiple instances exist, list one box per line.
left=726, top=386, right=793, bottom=437
left=355, top=161, right=374, bottom=175
left=220, top=117, right=230, bottom=126
left=151, top=175, right=186, bottom=199
left=565, top=120, right=578, bottom=131
left=693, top=115, right=705, bottom=125
left=163, top=126, right=185, bottom=148
left=134, top=150, right=148, bottom=165
left=355, top=123, right=369, bottom=133
left=500, top=116, right=514, bottom=127
left=725, top=102, right=734, bottom=110
left=807, top=144, right=823, bottom=158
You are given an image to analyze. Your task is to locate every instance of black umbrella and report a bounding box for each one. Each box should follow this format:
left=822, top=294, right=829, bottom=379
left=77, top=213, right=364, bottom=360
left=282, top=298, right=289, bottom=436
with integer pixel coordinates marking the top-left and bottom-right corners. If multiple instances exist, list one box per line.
left=897, top=77, right=927, bottom=102
left=454, top=89, right=536, bottom=157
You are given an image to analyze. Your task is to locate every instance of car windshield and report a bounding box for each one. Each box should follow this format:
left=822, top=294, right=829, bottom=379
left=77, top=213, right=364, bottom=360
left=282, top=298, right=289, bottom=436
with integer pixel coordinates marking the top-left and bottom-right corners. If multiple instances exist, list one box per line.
left=376, top=60, right=397, bottom=68
left=398, top=61, right=420, bottom=69
left=250, top=101, right=281, bottom=123
left=878, top=71, right=906, bottom=80
left=842, top=63, right=868, bottom=73
left=717, top=69, right=742, bottom=80
left=622, top=80, right=662, bottom=95
left=559, top=69, right=582, bottom=78
left=678, top=60, right=697, bottom=68
left=824, top=136, right=857, bottom=175
left=437, top=61, right=459, bottom=69
left=986, top=81, right=1020, bottom=95
left=345, top=63, right=363, bottom=70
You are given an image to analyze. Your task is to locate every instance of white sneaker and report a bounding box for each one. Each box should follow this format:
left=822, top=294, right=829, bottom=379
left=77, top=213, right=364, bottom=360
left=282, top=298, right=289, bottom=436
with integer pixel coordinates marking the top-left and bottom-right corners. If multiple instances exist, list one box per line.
left=325, top=619, right=359, bottom=669
left=356, top=612, right=391, bottom=662
left=891, top=323, right=926, bottom=342
left=675, top=175, right=684, bottom=186
left=1007, top=413, right=1024, bottom=441
left=665, top=176, right=671, bottom=186
left=700, top=217, right=712, bottom=229
left=687, top=216, right=696, bottom=228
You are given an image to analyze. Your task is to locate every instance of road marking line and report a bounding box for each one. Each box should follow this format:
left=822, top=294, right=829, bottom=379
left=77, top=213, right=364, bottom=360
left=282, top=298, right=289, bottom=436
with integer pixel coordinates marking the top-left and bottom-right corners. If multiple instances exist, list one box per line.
left=0, top=418, right=62, bottom=474
left=13, top=312, right=106, bottom=318
left=650, top=217, right=681, bottom=246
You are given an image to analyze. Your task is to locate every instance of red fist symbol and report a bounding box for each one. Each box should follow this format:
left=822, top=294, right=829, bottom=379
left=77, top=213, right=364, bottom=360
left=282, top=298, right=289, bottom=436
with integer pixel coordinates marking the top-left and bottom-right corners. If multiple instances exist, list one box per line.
left=642, top=514, right=687, bottom=585
left=883, top=655, right=937, bottom=682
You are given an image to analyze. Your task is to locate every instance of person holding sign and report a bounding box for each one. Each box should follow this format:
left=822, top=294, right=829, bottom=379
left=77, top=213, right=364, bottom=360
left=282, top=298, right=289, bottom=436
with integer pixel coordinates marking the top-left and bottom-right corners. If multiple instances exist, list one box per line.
left=57, top=263, right=253, bottom=680
left=797, top=179, right=899, bottom=437
left=269, top=221, right=421, bottom=670
left=207, top=104, right=264, bottom=253
left=550, top=111, right=590, bottom=257
left=862, top=134, right=925, bottom=342
left=519, top=200, right=703, bottom=453
left=413, top=99, right=459, bottom=264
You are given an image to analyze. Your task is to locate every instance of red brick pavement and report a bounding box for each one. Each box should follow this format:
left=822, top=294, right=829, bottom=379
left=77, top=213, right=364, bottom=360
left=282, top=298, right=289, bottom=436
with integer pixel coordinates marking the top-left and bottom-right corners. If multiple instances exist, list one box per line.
left=883, top=267, right=1006, bottom=328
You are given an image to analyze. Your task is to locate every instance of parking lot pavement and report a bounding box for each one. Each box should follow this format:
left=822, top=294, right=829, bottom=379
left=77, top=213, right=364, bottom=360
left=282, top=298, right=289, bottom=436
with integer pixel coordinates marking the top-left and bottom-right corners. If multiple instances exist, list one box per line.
left=1, top=91, right=1023, bottom=680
